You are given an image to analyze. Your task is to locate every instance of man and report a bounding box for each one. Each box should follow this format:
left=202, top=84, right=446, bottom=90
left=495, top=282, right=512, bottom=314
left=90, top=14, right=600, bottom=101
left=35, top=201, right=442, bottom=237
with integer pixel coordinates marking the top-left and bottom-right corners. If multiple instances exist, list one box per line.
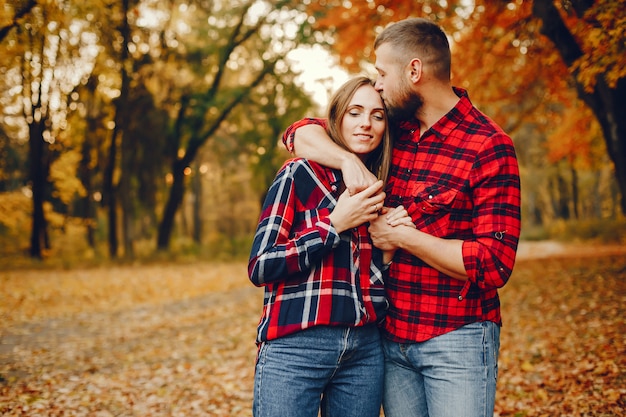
left=282, top=17, right=522, bottom=417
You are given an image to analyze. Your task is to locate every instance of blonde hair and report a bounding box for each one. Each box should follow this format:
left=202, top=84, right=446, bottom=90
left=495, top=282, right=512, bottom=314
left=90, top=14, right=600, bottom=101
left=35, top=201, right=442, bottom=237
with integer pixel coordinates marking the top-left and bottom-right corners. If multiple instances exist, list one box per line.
left=325, top=76, right=392, bottom=185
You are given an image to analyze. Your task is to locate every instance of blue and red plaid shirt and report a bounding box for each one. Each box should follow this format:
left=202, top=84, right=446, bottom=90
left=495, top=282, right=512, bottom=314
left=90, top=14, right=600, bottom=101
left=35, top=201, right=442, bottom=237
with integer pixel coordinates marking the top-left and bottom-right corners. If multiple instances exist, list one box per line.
left=248, top=158, right=389, bottom=343
left=282, top=88, right=521, bottom=343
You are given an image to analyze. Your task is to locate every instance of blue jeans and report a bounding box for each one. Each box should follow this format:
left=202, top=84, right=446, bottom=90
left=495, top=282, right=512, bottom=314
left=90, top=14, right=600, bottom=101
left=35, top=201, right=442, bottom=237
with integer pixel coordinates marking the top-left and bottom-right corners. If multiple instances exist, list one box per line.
left=253, top=325, right=384, bottom=417
left=382, top=321, right=500, bottom=417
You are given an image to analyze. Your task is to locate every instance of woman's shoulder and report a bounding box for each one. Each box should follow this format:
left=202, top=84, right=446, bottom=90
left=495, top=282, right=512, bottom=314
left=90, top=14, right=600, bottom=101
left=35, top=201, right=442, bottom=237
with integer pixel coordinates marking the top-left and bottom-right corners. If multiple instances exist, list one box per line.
left=280, top=158, right=331, bottom=175
left=278, top=159, right=338, bottom=192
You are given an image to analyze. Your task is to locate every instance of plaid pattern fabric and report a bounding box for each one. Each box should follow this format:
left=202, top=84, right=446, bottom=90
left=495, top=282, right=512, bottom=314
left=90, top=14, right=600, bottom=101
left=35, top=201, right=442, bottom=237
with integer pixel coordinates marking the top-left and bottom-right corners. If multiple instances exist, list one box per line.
left=248, top=158, right=388, bottom=343
left=282, top=88, right=521, bottom=343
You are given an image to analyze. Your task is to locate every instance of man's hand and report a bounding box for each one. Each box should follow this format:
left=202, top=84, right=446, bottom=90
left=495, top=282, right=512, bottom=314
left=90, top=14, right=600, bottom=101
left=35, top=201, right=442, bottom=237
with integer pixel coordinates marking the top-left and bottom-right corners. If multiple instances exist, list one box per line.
left=290, top=123, right=377, bottom=194
left=384, top=205, right=415, bottom=228
left=379, top=205, right=414, bottom=264
left=371, top=206, right=469, bottom=281
left=340, top=153, right=378, bottom=195
left=369, top=205, right=415, bottom=251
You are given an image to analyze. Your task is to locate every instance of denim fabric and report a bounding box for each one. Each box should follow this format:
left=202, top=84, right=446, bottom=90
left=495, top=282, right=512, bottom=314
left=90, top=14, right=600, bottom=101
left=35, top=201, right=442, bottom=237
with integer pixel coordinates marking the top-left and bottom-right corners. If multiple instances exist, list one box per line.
left=382, top=321, right=500, bottom=417
left=253, top=325, right=384, bottom=417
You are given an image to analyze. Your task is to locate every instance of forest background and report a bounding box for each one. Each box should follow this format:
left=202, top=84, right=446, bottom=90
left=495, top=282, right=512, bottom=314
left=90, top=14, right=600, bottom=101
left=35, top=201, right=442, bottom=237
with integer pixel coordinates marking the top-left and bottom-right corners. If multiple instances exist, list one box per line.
left=1, top=0, right=625, bottom=266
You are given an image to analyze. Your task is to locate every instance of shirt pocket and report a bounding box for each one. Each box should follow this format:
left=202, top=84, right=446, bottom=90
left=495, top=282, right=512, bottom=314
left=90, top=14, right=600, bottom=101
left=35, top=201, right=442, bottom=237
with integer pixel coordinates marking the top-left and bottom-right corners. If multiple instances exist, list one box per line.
left=405, top=182, right=459, bottom=235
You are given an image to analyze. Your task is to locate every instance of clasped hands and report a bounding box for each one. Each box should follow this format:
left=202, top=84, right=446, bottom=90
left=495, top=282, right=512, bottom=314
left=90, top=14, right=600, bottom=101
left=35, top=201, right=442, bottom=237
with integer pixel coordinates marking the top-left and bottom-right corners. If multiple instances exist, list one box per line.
left=328, top=180, right=415, bottom=242
left=332, top=157, right=415, bottom=252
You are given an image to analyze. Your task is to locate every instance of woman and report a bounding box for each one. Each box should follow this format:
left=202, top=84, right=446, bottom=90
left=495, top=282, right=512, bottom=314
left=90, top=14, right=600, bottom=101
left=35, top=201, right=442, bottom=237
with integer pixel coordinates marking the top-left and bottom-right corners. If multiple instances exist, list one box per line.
left=248, top=76, right=412, bottom=417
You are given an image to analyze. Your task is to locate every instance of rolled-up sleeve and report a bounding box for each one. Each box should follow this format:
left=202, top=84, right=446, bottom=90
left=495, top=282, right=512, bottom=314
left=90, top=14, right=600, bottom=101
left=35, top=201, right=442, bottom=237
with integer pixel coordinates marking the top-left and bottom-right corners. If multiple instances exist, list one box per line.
left=462, top=133, right=521, bottom=290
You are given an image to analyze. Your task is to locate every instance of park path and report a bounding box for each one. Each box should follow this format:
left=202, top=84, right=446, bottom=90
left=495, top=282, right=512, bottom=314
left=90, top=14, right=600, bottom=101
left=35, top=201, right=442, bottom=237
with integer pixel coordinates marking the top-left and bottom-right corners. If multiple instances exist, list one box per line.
left=1, top=241, right=625, bottom=415
left=515, top=240, right=626, bottom=260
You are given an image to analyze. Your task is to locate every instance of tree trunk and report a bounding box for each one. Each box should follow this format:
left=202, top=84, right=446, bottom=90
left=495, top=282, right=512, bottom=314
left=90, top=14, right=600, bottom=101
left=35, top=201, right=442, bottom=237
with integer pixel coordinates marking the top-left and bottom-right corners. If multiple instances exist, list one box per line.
left=556, top=172, right=570, bottom=220
left=104, top=0, right=132, bottom=259
left=583, top=78, right=626, bottom=215
left=79, top=77, right=98, bottom=248
left=157, top=160, right=187, bottom=250
left=533, top=0, right=626, bottom=214
left=192, top=164, right=203, bottom=244
left=28, top=121, right=48, bottom=259
left=122, top=194, right=134, bottom=259
left=78, top=136, right=96, bottom=248
left=120, top=117, right=138, bottom=260
left=103, top=137, right=118, bottom=258
left=570, top=164, right=579, bottom=219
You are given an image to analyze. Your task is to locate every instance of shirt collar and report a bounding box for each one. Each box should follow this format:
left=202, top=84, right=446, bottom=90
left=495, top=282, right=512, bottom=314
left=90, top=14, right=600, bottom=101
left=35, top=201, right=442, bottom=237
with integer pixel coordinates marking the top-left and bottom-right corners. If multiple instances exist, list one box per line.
left=396, top=87, right=473, bottom=142
left=430, top=87, right=473, bottom=141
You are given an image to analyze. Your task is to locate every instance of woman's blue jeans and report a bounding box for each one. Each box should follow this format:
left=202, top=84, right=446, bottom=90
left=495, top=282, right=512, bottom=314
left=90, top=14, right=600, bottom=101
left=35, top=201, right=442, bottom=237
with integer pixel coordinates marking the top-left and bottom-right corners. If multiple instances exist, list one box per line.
left=253, top=324, right=384, bottom=417
left=382, top=321, right=501, bottom=417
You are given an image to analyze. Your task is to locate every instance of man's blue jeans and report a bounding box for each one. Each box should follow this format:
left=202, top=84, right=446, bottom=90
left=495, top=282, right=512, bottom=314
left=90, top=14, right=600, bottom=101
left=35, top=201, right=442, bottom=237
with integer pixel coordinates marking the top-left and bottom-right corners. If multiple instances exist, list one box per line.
left=253, top=324, right=384, bottom=417
left=382, top=321, right=500, bottom=417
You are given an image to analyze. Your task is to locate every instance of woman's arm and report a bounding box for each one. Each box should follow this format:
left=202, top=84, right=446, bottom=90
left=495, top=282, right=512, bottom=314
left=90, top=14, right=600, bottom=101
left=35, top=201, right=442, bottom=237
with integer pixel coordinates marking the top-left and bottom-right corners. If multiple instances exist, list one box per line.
left=248, top=161, right=340, bottom=286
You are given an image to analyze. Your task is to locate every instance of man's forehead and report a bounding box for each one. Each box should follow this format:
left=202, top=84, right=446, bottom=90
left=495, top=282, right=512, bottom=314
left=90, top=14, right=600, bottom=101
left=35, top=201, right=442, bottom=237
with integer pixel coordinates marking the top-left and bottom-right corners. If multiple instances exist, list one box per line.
left=374, top=43, right=394, bottom=70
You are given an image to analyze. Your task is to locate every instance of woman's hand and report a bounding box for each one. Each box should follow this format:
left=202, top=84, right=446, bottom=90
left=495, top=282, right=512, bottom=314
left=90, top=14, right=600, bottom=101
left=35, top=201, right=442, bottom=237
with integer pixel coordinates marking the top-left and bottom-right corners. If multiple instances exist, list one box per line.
left=384, top=205, right=415, bottom=228
left=329, top=180, right=386, bottom=234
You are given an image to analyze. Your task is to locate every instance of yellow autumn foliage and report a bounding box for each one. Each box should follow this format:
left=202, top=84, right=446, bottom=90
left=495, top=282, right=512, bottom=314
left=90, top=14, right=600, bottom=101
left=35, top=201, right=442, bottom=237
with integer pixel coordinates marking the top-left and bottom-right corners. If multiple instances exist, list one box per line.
left=49, top=149, right=87, bottom=205
left=0, top=190, right=30, bottom=230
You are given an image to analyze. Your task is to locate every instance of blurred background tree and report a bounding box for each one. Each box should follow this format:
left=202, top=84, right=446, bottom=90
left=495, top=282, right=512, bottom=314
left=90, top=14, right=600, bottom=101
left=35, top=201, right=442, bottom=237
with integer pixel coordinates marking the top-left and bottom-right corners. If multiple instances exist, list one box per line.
left=0, top=0, right=624, bottom=267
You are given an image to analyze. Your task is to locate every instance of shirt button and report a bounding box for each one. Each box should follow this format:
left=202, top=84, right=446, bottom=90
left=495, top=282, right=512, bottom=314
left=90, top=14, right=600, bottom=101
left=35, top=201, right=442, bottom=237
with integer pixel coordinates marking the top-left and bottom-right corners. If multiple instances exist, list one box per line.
left=458, top=295, right=463, bottom=301
left=428, top=195, right=433, bottom=200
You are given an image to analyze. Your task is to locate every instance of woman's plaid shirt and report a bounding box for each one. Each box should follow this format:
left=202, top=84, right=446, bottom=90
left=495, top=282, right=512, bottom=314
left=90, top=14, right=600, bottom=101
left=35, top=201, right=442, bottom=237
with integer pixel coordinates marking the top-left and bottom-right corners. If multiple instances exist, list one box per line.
left=282, top=88, right=522, bottom=343
left=248, top=158, right=389, bottom=344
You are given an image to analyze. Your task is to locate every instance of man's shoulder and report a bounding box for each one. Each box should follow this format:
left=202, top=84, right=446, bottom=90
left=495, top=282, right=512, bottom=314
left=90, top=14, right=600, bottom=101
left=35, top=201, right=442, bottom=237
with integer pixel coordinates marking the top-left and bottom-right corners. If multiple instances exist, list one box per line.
left=455, top=103, right=512, bottom=148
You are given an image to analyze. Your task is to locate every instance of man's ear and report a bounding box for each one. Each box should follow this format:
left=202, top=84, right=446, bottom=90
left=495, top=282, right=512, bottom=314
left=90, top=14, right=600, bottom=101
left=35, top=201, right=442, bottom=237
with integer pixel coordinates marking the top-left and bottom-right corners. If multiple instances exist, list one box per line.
left=408, top=58, right=422, bottom=83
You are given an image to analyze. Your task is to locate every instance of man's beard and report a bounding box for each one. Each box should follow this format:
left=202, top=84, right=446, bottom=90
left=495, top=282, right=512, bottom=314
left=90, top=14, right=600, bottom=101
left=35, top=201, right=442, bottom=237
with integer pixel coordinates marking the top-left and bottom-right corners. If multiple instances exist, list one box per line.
left=386, top=89, right=424, bottom=123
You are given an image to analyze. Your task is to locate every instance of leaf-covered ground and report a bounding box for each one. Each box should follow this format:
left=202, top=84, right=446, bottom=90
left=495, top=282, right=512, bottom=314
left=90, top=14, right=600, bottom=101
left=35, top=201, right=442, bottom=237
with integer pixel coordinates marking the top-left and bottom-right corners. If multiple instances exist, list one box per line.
left=1, top=243, right=625, bottom=416
left=497, top=253, right=626, bottom=416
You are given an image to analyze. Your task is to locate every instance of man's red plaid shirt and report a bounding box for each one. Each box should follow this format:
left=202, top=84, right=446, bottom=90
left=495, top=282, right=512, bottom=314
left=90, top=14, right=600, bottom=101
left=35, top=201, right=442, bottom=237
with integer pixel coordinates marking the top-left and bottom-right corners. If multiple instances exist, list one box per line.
left=282, top=88, right=522, bottom=343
